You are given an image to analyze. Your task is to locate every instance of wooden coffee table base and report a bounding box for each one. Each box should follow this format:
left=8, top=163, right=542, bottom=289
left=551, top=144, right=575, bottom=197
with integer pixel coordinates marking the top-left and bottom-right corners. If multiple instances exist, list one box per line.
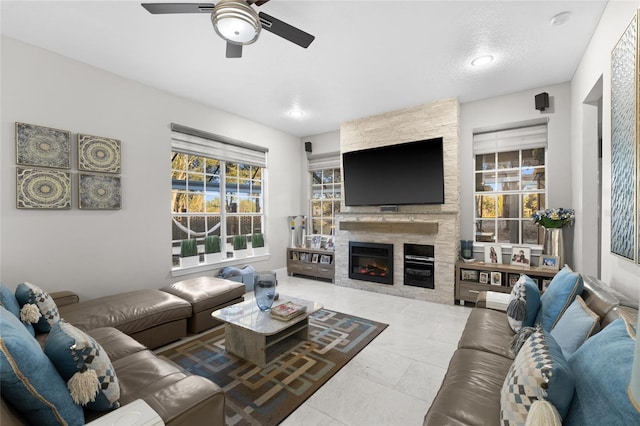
left=224, top=318, right=310, bottom=368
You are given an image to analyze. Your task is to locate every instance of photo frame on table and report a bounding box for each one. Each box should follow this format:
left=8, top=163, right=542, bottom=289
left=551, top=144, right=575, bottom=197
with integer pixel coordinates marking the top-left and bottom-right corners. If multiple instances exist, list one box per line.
left=311, top=235, right=322, bottom=249
left=484, top=244, right=502, bottom=264
left=320, top=255, right=331, bottom=264
left=508, top=273, right=520, bottom=288
left=16, top=122, right=71, bottom=169
left=461, top=269, right=479, bottom=281
left=510, top=246, right=531, bottom=267
left=312, top=253, right=319, bottom=263
left=490, top=271, right=502, bottom=286
left=292, top=251, right=299, bottom=261
left=542, top=279, right=552, bottom=292
left=540, top=255, right=560, bottom=270
left=479, top=272, right=489, bottom=284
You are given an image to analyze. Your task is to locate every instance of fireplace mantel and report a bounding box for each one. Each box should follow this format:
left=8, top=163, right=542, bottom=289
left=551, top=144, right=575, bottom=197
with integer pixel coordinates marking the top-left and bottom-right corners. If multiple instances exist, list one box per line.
left=339, top=220, right=438, bottom=234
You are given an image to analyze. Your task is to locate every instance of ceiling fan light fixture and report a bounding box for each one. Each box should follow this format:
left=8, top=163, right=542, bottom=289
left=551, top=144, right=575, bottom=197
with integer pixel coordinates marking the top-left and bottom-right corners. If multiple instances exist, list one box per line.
left=212, top=0, right=261, bottom=45
left=471, top=55, right=494, bottom=67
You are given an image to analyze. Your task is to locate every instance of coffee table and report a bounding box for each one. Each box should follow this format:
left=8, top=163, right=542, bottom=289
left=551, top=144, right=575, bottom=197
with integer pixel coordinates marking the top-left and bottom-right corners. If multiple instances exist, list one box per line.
left=211, top=296, right=323, bottom=367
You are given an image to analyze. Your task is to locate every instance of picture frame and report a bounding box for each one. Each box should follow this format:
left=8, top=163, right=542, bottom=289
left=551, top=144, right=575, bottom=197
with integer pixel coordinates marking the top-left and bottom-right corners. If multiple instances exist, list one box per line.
left=300, top=252, right=309, bottom=262
left=78, top=134, right=122, bottom=173
left=530, top=277, right=540, bottom=289
left=479, top=271, right=489, bottom=284
left=508, top=273, right=520, bottom=288
left=461, top=269, right=479, bottom=281
left=483, top=244, right=502, bottom=264
left=540, top=254, right=560, bottom=270
left=292, top=251, right=299, bottom=261
left=312, top=253, right=319, bottom=263
left=325, top=236, right=335, bottom=251
left=320, top=254, right=331, bottom=264
left=542, top=278, right=552, bottom=292
left=16, top=167, right=71, bottom=209
left=78, top=173, right=121, bottom=210
left=510, top=246, right=531, bottom=267
left=310, top=235, right=322, bottom=249
left=16, top=122, right=71, bottom=169
left=490, top=271, right=502, bottom=286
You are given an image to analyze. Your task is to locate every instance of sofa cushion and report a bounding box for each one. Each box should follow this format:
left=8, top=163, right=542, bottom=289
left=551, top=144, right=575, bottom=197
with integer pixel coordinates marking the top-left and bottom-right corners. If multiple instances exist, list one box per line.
left=564, top=318, right=640, bottom=426
left=506, top=275, right=541, bottom=332
left=525, top=400, right=562, bottom=426
left=549, top=295, right=599, bottom=358
left=500, top=328, right=574, bottom=425
left=0, top=306, right=84, bottom=425
left=458, top=307, right=515, bottom=359
left=15, top=282, right=60, bottom=333
left=535, top=266, right=583, bottom=331
left=0, top=283, right=35, bottom=336
left=45, top=321, right=120, bottom=411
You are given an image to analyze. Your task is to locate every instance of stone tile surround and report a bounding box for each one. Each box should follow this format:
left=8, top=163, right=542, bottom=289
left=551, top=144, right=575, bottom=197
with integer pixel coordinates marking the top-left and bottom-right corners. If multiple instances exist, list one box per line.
left=336, top=98, right=460, bottom=304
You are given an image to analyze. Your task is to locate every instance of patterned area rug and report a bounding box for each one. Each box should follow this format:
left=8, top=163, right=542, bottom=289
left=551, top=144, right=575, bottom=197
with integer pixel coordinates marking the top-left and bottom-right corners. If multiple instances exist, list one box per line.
left=157, top=309, right=388, bottom=425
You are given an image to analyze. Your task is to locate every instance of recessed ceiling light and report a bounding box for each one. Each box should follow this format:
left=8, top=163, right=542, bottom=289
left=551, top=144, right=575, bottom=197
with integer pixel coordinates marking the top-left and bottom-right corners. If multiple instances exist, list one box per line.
left=471, top=55, right=494, bottom=67
left=550, top=12, right=571, bottom=26
left=289, top=110, right=305, bottom=118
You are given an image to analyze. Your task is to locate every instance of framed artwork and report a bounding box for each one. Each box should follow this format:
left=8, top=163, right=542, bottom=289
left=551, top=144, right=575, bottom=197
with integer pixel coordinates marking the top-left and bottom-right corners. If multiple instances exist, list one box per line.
left=508, top=273, right=520, bottom=288
left=320, top=255, right=331, bottom=264
left=300, top=253, right=309, bottom=262
left=292, top=251, right=299, bottom=260
left=483, top=244, right=502, bottom=264
left=16, top=122, right=71, bottom=169
left=540, top=255, right=560, bottom=270
left=312, top=253, right=319, bottom=263
left=16, top=167, right=71, bottom=209
left=510, top=246, right=531, bottom=267
left=610, top=12, right=638, bottom=261
left=530, top=277, right=540, bottom=288
left=78, top=134, right=122, bottom=173
left=490, top=271, right=502, bottom=286
left=461, top=269, right=479, bottom=281
left=542, top=279, right=552, bottom=292
left=479, top=272, right=489, bottom=284
left=78, top=173, right=121, bottom=210
left=310, top=235, right=322, bottom=249
left=325, top=236, right=335, bottom=251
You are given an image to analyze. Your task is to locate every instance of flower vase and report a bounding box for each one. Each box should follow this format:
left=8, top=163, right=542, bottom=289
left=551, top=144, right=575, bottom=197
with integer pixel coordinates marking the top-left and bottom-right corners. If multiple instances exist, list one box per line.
left=254, top=271, right=277, bottom=311
left=543, top=227, right=564, bottom=266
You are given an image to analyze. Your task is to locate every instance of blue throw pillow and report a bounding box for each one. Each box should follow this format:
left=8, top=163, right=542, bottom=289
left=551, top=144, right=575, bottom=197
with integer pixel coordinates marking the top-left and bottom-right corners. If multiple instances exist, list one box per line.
left=45, top=321, right=120, bottom=412
left=535, top=266, right=583, bottom=332
left=0, top=307, right=84, bottom=425
left=500, top=327, right=574, bottom=425
left=549, top=295, right=599, bottom=359
left=0, top=283, right=35, bottom=336
left=564, top=318, right=640, bottom=426
left=15, top=282, right=60, bottom=333
left=506, top=275, right=541, bottom=332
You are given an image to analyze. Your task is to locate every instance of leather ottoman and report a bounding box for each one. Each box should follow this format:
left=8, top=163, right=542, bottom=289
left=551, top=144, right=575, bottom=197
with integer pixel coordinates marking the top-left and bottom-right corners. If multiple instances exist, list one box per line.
left=161, top=276, right=245, bottom=333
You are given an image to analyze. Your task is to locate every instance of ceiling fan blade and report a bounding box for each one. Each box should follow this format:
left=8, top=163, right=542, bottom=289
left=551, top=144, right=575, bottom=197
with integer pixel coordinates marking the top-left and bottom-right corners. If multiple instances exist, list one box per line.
left=258, top=12, right=315, bottom=48
left=141, top=3, right=216, bottom=14
left=226, top=42, right=243, bottom=58
left=249, top=0, right=270, bottom=6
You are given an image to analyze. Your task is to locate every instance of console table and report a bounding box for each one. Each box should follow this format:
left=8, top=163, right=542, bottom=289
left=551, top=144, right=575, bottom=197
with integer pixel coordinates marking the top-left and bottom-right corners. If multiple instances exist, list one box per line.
left=455, top=260, right=559, bottom=305
left=287, top=248, right=335, bottom=282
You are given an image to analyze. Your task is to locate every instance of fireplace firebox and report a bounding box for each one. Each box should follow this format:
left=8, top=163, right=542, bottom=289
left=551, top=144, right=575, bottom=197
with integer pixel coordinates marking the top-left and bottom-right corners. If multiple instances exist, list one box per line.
left=349, top=242, right=394, bottom=285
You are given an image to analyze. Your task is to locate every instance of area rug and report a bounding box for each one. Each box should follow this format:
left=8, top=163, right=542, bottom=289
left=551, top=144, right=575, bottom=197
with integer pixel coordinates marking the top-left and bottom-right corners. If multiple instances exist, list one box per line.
left=157, top=309, right=388, bottom=425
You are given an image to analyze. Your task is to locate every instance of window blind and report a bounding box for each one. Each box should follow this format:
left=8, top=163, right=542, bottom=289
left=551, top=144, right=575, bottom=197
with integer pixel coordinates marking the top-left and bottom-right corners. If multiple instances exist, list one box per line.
left=473, top=121, right=548, bottom=155
left=171, top=123, right=267, bottom=167
left=307, top=152, right=340, bottom=171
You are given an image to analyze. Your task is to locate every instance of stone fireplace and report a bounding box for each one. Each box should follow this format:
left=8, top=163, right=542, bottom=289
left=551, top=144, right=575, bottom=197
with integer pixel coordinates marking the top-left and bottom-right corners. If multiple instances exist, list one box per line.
left=334, top=98, right=460, bottom=305
left=349, top=241, right=394, bottom=285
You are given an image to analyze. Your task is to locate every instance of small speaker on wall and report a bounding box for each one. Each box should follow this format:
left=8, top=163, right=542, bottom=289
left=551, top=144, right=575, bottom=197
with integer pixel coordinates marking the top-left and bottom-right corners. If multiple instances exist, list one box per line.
left=535, top=92, right=549, bottom=111
left=304, top=141, right=313, bottom=153
left=380, top=205, right=398, bottom=212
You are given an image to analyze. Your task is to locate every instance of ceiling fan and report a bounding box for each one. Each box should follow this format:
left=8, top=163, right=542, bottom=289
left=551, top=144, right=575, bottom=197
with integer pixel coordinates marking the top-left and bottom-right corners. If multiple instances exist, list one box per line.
left=141, top=1, right=315, bottom=58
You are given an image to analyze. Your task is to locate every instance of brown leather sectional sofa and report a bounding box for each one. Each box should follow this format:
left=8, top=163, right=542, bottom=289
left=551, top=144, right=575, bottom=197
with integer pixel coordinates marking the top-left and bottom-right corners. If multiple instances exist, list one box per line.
left=424, top=275, right=639, bottom=425
left=1, top=286, right=234, bottom=425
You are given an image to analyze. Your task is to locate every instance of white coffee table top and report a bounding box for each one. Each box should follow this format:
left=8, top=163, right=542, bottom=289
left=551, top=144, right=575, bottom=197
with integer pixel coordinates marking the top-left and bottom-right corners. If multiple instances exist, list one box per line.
left=211, top=296, right=323, bottom=335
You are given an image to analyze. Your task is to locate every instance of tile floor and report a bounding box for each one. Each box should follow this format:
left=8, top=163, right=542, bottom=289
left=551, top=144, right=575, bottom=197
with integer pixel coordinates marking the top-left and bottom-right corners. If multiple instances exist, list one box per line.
left=273, top=271, right=471, bottom=426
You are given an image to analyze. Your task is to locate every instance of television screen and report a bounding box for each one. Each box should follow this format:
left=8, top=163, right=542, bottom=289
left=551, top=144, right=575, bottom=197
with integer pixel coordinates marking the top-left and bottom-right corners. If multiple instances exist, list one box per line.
left=342, top=138, right=445, bottom=206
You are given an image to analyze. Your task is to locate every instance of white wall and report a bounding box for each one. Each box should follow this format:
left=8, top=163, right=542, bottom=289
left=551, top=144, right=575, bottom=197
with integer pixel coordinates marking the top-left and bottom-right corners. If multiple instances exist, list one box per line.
left=0, top=37, right=303, bottom=299
left=460, top=83, right=573, bottom=260
left=571, top=0, right=640, bottom=301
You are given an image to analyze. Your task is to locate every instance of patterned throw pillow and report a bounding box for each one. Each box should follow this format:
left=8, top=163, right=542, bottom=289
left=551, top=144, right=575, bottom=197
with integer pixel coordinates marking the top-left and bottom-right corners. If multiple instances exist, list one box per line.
left=0, top=283, right=35, bottom=336
left=0, top=306, right=84, bottom=425
left=500, top=327, right=574, bottom=426
left=506, top=275, right=541, bottom=333
left=45, top=321, right=120, bottom=412
left=14, top=282, right=60, bottom=333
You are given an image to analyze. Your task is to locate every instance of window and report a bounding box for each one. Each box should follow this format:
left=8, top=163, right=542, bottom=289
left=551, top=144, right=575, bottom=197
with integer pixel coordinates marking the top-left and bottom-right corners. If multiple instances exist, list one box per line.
left=310, top=167, right=341, bottom=235
left=171, top=124, right=266, bottom=267
left=473, top=122, right=547, bottom=245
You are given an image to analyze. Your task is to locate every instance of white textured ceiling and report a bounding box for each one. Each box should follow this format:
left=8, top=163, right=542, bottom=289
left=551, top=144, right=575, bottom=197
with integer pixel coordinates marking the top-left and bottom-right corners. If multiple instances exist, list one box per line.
left=1, top=1, right=607, bottom=137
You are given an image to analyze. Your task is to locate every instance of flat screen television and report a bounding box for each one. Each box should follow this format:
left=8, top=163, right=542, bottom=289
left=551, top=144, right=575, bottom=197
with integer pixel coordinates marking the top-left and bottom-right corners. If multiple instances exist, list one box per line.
left=342, top=138, right=445, bottom=206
